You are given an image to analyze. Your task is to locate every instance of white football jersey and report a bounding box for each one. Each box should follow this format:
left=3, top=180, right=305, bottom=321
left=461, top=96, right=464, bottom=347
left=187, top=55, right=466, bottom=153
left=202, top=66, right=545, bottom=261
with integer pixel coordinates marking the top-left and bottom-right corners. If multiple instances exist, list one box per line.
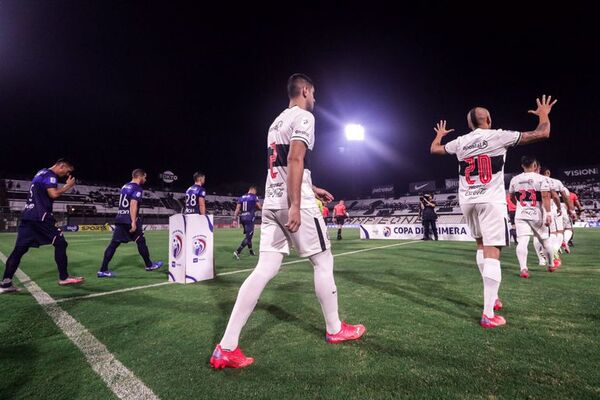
left=444, top=128, right=521, bottom=205
left=263, top=106, right=317, bottom=210
left=508, top=172, right=550, bottom=221
left=545, top=177, right=566, bottom=212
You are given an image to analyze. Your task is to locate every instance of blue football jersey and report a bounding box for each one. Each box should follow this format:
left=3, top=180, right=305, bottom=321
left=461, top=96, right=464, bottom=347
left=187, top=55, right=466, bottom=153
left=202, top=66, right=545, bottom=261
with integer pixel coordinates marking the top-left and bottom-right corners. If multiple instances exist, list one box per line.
left=21, top=169, right=59, bottom=222
left=115, top=182, right=143, bottom=224
left=184, top=184, right=206, bottom=214
left=238, top=193, right=258, bottom=220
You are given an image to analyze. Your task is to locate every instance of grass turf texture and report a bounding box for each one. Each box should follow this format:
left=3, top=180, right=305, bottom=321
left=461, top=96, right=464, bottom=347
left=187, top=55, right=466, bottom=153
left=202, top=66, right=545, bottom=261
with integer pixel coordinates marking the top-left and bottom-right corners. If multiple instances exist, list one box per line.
left=1, top=228, right=599, bottom=399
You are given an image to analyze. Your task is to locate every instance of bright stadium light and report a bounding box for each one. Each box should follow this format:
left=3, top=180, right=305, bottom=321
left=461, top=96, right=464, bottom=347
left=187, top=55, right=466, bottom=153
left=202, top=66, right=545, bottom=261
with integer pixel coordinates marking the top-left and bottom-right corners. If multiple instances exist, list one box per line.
left=345, top=124, right=365, bottom=141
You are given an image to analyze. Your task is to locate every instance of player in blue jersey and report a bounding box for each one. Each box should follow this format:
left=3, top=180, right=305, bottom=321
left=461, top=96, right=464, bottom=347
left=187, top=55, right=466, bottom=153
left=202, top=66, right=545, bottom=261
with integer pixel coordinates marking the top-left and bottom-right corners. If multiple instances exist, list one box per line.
left=183, top=172, right=206, bottom=215
left=1, top=159, right=84, bottom=293
left=233, top=186, right=262, bottom=259
left=97, top=169, right=163, bottom=277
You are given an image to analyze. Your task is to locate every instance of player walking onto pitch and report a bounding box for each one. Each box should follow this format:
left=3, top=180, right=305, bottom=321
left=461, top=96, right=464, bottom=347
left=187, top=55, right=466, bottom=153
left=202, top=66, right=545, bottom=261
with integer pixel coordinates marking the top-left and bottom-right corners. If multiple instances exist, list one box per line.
left=210, top=73, right=365, bottom=369
left=1, top=159, right=84, bottom=293
left=184, top=172, right=207, bottom=215
left=430, top=95, right=557, bottom=328
left=508, top=156, right=555, bottom=277
left=97, top=169, right=163, bottom=277
left=233, top=185, right=261, bottom=259
left=333, top=200, right=349, bottom=240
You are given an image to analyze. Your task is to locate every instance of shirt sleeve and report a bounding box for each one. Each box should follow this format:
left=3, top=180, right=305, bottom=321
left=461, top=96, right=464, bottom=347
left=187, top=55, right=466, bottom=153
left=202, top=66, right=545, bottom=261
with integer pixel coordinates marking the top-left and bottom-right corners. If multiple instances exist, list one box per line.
left=508, top=178, right=516, bottom=194
left=290, top=112, right=315, bottom=148
left=199, top=189, right=206, bottom=198
left=132, top=190, right=143, bottom=201
left=444, top=138, right=459, bottom=155
left=540, top=178, right=550, bottom=192
left=44, top=175, right=58, bottom=189
left=495, top=129, right=522, bottom=148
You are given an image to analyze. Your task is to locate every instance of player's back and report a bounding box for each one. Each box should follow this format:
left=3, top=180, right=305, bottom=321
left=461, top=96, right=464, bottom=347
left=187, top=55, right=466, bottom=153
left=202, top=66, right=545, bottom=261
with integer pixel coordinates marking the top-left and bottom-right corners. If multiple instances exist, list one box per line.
left=509, top=172, right=548, bottom=221
left=184, top=184, right=206, bottom=214
left=444, top=128, right=521, bottom=205
left=22, top=168, right=59, bottom=222
left=116, top=182, right=143, bottom=224
left=263, top=106, right=316, bottom=210
left=334, top=204, right=346, bottom=216
left=239, top=193, right=257, bottom=220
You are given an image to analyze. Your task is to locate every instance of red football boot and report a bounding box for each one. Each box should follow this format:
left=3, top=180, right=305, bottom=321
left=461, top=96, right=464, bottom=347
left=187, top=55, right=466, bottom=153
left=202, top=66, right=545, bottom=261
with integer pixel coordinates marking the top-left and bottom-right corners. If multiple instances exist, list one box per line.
left=480, top=314, right=506, bottom=328
left=326, top=321, right=366, bottom=344
left=210, top=345, right=254, bottom=369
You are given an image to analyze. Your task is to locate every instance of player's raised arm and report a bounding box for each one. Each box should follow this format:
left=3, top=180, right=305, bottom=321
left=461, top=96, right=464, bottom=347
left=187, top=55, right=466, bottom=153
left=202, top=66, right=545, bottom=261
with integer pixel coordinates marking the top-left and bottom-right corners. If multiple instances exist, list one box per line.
left=430, top=120, right=455, bottom=155
left=517, top=95, right=557, bottom=145
left=47, top=175, right=76, bottom=199
left=286, top=140, right=306, bottom=232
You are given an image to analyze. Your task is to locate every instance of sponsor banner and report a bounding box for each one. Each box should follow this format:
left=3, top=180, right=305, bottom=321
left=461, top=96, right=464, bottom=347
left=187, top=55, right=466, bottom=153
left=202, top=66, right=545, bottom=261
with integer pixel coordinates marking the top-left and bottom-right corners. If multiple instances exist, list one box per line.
left=326, top=224, right=360, bottom=229
left=160, top=170, right=178, bottom=184
left=409, top=180, right=436, bottom=194
left=143, top=224, right=169, bottom=231
left=359, top=223, right=474, bottom=241
left=585, top=221, right=600, bottom=228
left=371, top=184, right=394, bottom=198
left=168, top=214, right=214, bottom=284
left=184, top=214, right=214, bottom=283
left=559, top=165, right=600, bottom=180
left=445, top=178, right=459, bottom=189
left=79, top=224, right=111, bottom=232
left=62, top=225, right=80, bottom=232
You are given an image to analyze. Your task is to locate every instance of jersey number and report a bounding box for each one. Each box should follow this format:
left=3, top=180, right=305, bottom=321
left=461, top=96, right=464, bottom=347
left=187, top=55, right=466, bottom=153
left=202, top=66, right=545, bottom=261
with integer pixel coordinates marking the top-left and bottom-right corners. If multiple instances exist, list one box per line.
left=518, top=189, right=537, bottom=206
left=186, top=194, right=197, bottom=206
left=464, top=155, right=492, bottom=185
left=119, top=194, right=129, bottom=208
left=242, top=202, right=247, bottom=212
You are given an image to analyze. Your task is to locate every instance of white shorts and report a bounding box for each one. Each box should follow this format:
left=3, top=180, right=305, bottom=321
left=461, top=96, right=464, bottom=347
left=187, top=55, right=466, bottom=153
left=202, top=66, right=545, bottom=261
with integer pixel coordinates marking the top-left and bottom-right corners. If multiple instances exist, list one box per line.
left=550, top=210, right=564, bottom=232
left=259, top=208, right=331, bottom=258
left=515, top=218, right=551, bottom=240
left=461, top=203, right=509, bottom=247
left=561, top=205, right=573, bottom=229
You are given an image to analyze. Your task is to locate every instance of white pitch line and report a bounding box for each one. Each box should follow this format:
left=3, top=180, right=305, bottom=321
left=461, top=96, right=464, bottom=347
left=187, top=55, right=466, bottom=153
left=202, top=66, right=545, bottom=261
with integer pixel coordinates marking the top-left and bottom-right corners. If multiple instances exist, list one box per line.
left=217, top=240, right=422, bottom=276
left=0, top=251, right=160, bottom=400
left=55, top=281, right=172, bottom=303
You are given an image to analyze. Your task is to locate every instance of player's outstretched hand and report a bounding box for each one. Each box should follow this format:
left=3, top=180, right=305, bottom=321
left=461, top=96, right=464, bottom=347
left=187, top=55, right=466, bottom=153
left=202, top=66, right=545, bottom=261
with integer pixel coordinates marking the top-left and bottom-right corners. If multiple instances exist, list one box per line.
left=314, top=186, right=334, bottom=203
left=433, top=120, right=454, bottom=137
left=286, top=206, right=301, bottom=233
left=528, top=95, right=557, bottom=116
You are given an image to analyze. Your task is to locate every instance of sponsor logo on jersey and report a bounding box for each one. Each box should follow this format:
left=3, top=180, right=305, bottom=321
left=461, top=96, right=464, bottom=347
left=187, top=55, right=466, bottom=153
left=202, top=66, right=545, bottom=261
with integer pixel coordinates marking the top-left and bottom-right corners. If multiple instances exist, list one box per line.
left=462, top=140, right=488, bottom=151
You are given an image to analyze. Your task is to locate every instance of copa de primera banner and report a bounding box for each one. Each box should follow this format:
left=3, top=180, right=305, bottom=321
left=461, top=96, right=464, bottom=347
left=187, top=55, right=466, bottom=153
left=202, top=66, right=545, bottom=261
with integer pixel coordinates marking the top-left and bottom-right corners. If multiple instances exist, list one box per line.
left=359, top=224, right=475, bottom=241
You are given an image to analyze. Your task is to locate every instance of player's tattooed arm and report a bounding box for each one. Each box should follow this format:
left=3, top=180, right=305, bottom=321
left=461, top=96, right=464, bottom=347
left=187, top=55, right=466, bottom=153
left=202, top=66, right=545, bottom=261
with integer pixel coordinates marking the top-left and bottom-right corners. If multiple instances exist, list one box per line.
left=431, top=120, right=454, bottom=155
left=47, top=175, right=76, bottom=199
left=518, top=95, right=557, bottom=145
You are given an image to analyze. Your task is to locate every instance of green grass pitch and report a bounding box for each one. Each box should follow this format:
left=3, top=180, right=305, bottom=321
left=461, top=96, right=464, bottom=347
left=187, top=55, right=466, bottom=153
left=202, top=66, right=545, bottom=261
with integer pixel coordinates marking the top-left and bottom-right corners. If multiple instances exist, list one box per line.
left=1, top=228, right=599, bottom=399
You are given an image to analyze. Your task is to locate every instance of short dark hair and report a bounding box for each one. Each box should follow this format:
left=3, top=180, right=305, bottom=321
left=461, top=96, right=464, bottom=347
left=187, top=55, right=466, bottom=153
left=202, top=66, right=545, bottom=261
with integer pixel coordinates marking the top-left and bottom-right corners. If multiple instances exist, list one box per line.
left=521, top=155, right=538, bottom=168
left=467, top=108, right=480, bottom=128
left=287, top=73, right=314, bottom=99
left=193, top=172, right=205, bottom=182
left=132, top=168, right=146, bottom=178
left=55, top=158, right=74, bottom=168
left=540, top=167, right=551, bottom=175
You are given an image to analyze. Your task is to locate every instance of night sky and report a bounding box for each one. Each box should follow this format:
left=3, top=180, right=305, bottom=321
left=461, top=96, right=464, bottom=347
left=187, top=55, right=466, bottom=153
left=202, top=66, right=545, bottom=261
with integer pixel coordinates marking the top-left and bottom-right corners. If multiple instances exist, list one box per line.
left=1, top=2, right=598, bottom=197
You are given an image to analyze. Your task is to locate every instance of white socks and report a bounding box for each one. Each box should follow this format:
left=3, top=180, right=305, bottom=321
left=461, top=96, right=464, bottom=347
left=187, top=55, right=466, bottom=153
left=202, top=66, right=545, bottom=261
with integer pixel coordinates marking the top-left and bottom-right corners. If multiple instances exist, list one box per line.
left=220, top=249, right=343, bottom=350
left=516, top=236, right=530, bottom=271
left=310, top=249, right=342, bottom=334
left=482, top=258, right=501, bottom=318
left=476, top=249, right=484, bottom=276
left=533, top=236, right=546, bottom=264
left=220, top=252, right=284, bottom=350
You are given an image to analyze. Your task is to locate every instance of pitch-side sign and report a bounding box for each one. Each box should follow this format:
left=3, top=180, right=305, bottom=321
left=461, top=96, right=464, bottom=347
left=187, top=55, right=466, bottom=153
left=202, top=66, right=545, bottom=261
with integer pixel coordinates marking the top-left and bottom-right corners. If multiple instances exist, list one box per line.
left=359, top=223, right=474, bottom=241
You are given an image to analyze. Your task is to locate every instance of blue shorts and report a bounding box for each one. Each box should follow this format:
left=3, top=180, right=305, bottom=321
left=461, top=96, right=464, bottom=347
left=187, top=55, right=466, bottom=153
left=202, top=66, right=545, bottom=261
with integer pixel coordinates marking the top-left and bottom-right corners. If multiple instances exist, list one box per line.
left=112, top=223, right=144, bottom=243
left=15, top=218, right=64, bottom=248
left=240, top=219, right=255, bottom=235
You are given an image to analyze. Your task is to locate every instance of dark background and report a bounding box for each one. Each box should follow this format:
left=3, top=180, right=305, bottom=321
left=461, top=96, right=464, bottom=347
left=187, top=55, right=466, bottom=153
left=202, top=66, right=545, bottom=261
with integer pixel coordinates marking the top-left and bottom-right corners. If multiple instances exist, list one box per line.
left=1, top=2, right=597, bottom=197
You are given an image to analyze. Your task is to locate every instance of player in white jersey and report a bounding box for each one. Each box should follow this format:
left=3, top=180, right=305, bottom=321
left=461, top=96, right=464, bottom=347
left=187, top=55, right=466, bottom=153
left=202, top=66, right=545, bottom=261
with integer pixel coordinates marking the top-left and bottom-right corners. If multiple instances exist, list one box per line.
left=430, top=95, right=557, bottom=328
left=210, top=73, right=365, bottom=369
left=508, top=156, right=554, bottom=278
left=540, top=168, right=576, bottom=267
